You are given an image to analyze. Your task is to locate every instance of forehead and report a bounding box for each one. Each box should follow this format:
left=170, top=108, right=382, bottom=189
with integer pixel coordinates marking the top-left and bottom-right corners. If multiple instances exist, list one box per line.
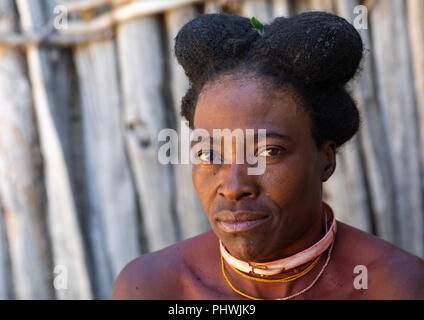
left=194, top=76, right=312, bottom=138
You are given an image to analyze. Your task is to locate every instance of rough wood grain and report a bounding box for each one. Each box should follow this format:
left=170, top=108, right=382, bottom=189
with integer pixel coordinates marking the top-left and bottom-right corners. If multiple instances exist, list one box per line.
left=335, top=0, right=398, bottom=242
left=62, top=0, right=203, bottom=35
left=306, top=0, right=371, bottom=233
left=73, top=38, right=142, bottom=298
left=116, top=14, right=178, bottom=250
left=322, top=137, right=373, bottom=233
left=0, top=0, right=52, bottom=300
left=370, top=0, right=424, bottom=257
left=0, top=0, right=422, bottom=299
left=16, top=0, right=92, bottom=299
left=164, top=6, right=210, bottom=239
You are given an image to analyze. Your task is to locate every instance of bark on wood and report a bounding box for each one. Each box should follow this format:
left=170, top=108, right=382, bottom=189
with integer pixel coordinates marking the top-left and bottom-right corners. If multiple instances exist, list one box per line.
left=116, top=14, right=178, bottom=250
left=15, top=0, right=92, bottom=299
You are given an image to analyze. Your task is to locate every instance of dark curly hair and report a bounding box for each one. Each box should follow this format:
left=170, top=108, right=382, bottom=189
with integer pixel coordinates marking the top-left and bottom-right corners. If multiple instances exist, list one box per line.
left=174, top=11, right=363, bottom=151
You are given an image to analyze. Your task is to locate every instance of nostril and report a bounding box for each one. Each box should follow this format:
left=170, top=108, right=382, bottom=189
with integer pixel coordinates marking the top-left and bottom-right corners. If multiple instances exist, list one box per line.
left=219, top=190, right=254, bottom=201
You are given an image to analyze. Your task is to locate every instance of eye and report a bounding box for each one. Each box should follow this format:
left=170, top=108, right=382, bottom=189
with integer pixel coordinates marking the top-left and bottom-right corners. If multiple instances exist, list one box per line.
left=197, top=150, right=221, bottom=164
left=258, top=147, right=284, bottom=157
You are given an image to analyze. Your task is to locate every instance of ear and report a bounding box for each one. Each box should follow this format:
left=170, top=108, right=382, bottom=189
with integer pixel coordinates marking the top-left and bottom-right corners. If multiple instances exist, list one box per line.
left=320, top=140, right=336, bottom=182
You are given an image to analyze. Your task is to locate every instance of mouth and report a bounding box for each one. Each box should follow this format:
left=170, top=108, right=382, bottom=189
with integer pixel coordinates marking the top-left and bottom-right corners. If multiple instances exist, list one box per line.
left=215, top=211, right=271, bottom=233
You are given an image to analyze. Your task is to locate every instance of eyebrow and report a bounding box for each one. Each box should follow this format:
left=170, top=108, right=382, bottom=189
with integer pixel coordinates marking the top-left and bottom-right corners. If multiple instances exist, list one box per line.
left=191, top=130, right=294, bottom=145
left=258, top=130, right=293, bottom=141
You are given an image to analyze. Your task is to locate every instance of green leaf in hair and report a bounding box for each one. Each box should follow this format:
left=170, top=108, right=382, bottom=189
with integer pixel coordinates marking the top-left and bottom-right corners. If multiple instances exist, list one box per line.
left=250, top=16, right=264, bottom=36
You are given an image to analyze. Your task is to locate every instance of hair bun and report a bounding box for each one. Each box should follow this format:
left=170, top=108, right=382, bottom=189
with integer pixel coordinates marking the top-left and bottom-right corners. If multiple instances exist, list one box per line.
left=250, top=11, right=363, bottom=86
left=174, top=13, right=259, bottom=82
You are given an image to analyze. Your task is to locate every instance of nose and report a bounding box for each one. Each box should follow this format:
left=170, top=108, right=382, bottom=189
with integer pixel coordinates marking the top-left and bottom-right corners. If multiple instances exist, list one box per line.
left=217, top=164, right=259, bottom=201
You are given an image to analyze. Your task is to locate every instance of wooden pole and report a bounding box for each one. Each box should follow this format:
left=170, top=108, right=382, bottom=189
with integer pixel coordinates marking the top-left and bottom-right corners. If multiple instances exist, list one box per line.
left=65, top=0, right=129, bottom=13
left=164, top=6, right=210, bottom=239
left=291, top=0, right=313, bottom=13
left=61, top=0, right=204, bottom=35
left=335, top=0, right=398, bottom=242
left=370, top=0, right=424, bottom=257
left=16, top=0, right=93, bottom=298
left=73, top=38, right=143, bottom=298
left=204, top=0, right=220, bottom=13
left=309, top=0, right=334, bottom=12
left=271, top=0, right=291, bottom=17
left=407, top=0, right=424, bottom=193
left=0, top=0, right=53, bottom=300
left=306, top=0, right=372, bottom=233
left=0, top=204, right=12, bottom=299
left=116, top=12, right=178, bottom=250
left=71, top=0, right=148, bottom=296
left=241, top=0, right=273, bottom=23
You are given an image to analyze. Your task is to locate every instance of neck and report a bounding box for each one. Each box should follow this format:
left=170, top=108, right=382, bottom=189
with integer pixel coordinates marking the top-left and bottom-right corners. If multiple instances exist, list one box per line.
left=220, top=201, right=336, bottom=277
left=264, top=203, right=327, bottom=261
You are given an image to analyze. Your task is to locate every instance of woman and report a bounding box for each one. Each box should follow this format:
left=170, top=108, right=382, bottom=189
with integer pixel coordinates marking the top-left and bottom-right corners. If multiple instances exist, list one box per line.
left=112, top=12, right=424, bottom=300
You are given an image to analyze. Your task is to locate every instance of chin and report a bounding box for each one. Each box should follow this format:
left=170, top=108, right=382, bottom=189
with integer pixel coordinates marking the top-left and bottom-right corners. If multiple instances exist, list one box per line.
left=222, top=235, right=267, bottom=262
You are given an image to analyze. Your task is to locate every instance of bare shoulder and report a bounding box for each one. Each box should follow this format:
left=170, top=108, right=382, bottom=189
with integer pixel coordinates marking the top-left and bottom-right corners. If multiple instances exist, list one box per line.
left=111, top=246, right=182, bottom=299
left=111, top=231, right=217, bottom=299
left=335, top=222, right=424, bottom=299
left=367, top=243, right=424, bottom=299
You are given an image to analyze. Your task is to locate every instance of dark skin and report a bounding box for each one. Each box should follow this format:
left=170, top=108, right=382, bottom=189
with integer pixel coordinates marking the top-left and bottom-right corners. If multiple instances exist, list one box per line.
left=112, top=74, right=424, bottom=300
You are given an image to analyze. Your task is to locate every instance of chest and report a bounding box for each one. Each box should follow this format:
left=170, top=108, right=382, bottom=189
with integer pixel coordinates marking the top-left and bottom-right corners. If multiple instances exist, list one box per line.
left=178, top=267, right=366, bottom=300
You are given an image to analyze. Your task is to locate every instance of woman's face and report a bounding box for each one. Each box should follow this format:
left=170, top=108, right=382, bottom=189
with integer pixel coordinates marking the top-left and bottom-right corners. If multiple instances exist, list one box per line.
left=192, top=74, right=335, bottom=262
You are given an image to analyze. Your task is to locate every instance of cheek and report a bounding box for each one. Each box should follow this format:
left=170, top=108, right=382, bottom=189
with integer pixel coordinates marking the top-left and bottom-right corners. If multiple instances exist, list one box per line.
left=192, top=166, right=203, bottom=196
left=262, top=157, right=318, bottom=203
left=192, top=166, right=216, bottom=209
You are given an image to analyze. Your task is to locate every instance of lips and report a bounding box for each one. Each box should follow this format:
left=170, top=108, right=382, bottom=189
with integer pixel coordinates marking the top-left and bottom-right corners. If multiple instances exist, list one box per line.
left=215, top=210, right=271, bottom=233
